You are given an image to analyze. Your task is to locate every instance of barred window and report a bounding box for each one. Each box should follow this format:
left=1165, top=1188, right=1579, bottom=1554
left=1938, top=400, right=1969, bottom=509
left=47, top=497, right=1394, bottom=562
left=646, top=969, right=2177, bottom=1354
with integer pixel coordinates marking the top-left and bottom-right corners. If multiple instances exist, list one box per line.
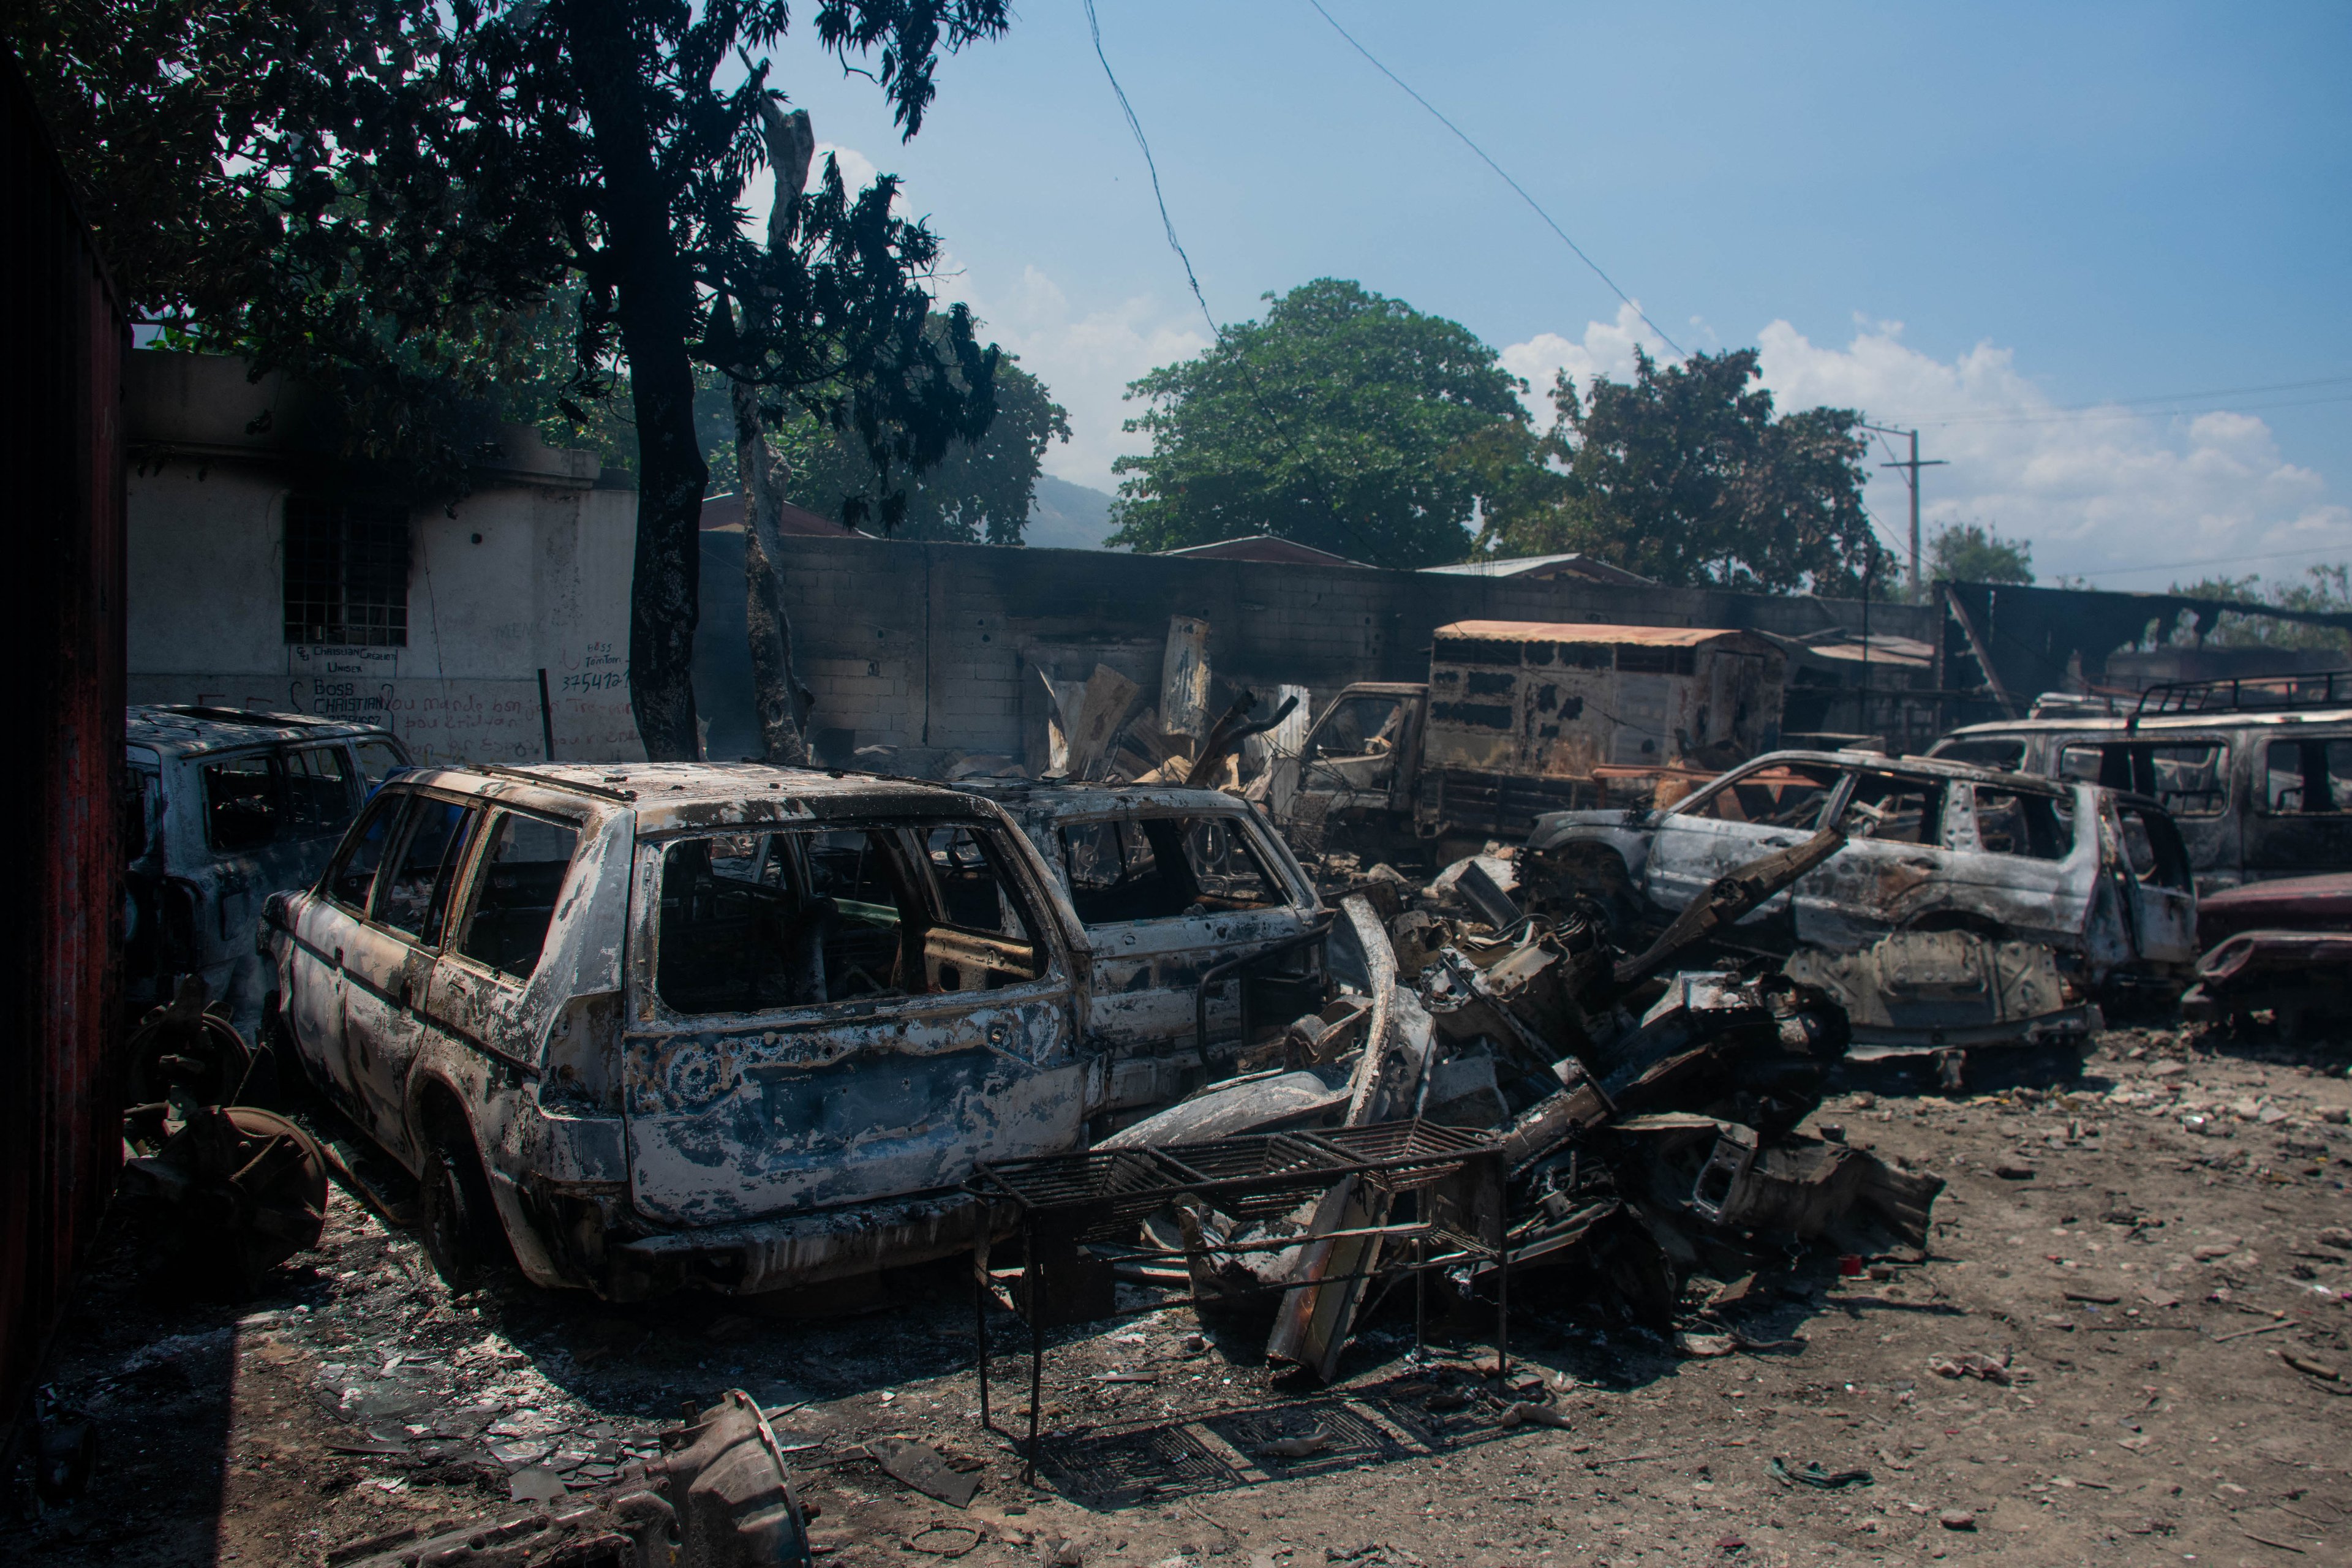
left=283, top=496, right=410, bottom=646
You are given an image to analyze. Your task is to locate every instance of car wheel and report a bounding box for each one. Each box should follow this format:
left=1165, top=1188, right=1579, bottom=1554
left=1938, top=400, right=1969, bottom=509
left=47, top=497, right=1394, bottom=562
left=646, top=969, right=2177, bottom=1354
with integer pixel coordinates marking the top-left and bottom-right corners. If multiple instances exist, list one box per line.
left=419, top=1137, right=505, bottom=1294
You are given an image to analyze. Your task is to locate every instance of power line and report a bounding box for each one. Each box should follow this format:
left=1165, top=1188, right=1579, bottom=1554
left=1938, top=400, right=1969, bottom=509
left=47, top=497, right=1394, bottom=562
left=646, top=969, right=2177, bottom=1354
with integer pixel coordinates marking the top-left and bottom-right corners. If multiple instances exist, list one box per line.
left=1082, top=0, right=1213, bottom=339
left=1080, top=0, right=1373, bottom=559
left=1914, top=388, right=2352, bottom=429
left=1944, top=371, right=2352, bottom=420
left=1301, top=0, right=1686, bottom=360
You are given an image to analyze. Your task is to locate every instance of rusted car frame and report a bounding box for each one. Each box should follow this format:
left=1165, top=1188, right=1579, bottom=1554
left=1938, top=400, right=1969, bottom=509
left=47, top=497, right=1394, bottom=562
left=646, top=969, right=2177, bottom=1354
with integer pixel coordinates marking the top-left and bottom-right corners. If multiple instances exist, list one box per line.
left=956, top=780, right=1328, bottom=1134
left=127, top=704, right=410, bottom=1035
left=263, top=764, right=1364, bottom=1300
left=1521, top=750, right=2199, bottom=1025
left=1928, top=707, right=2352, bottom=891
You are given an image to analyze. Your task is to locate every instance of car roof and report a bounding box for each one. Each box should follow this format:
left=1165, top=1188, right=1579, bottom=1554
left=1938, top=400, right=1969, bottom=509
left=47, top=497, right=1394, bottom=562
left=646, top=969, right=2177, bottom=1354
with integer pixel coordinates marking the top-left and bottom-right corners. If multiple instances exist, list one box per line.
left=388, top=761, right=1019, bottom=833
left=952, top=778, right=1262, bottom=822
left=1939, top=709, right=2352, bottom=741
left=126, top=704, right=401, bottom=759
left=1719, top=749, right=2079, bottom=797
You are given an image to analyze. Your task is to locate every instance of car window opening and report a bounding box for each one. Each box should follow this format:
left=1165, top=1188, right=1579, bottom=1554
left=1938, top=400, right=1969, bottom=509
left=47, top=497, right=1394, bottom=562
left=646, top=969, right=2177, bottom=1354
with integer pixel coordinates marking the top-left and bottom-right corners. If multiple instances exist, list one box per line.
left=456, top=812, right=581, bottom=979
left=1060, top=815, right=1284, bottom=925
left=1841, top=773, right=1946, bottom=846
left=1970, top=788, right=2072, bottom=861
left=1681, top=763, right=1845, bottom=828
left=376, top=798, right=478, bottom=943
left=657, top=823, right=1044, bottom=1016
left=2261, top=738, right=2352, bottom=815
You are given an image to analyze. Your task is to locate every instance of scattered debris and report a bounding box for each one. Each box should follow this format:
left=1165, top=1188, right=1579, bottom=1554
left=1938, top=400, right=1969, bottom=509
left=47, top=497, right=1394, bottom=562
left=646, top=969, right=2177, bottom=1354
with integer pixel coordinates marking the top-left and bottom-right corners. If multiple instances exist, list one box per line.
left=870, top=1437, right=984, bottom=1509
left=1770, top=1457, right=1874, bottom=1489
left=1929, top=1352, right=2016, bottom=1385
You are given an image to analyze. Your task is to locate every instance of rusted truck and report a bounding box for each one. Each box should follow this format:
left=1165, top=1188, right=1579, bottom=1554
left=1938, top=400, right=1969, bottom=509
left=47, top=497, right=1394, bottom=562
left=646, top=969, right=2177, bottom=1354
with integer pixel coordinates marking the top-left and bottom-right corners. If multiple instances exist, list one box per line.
left=1268, top=620, right=1785, bottom=864
left=260, top=764, right=1351, bottom=1297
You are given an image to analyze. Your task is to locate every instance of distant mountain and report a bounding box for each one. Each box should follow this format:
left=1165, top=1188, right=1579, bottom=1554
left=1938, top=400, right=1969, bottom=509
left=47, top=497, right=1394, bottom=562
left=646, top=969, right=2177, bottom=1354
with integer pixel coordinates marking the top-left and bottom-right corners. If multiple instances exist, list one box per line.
left=1023, top=475, right=1125, bottom=551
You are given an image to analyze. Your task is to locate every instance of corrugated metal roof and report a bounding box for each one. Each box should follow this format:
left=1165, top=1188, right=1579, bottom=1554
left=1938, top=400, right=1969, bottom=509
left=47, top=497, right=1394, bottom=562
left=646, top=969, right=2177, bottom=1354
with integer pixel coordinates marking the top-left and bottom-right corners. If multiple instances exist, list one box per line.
left=1156, top=535, right=1372, bottom=568
left=1420, top=552, right=1654, bottom=587
left=1434, top=619, right=1765, bottom=648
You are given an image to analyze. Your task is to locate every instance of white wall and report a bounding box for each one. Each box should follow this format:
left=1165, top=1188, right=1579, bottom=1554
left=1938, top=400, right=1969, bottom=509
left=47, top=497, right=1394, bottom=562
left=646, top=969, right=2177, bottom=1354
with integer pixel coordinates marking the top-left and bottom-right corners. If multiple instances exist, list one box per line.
left=127, top=462, right=645, bottom=765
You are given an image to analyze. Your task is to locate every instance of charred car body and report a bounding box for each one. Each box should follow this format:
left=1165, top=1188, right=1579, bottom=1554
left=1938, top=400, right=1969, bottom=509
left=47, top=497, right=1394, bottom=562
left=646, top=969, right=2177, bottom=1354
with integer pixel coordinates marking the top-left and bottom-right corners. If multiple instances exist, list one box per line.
left=127, top=705, right=410, bottom=1034
left=952, top=781, right=1328, bottom=1131
left=1928, top=674, right=2352, bottom=892
left=1518, top=751, right=2199, bottom=1058
left=260, top=764, right=1349, bottom=1299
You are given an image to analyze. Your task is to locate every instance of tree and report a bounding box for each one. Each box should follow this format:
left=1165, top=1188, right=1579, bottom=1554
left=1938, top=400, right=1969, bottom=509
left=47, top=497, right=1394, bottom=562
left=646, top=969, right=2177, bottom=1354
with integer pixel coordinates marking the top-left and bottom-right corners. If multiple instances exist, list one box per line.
left=1479, top=349, right=1886, bottom=596
left=2171, top=565, right=2352, bottom=652
left=1107, top=279, right=1528, bottom=568
left=789, top=317, right=1070, bottom=544
left=9, top=0, right=1012, bottom=760
left=1928, top=522, right=2035, bottom=585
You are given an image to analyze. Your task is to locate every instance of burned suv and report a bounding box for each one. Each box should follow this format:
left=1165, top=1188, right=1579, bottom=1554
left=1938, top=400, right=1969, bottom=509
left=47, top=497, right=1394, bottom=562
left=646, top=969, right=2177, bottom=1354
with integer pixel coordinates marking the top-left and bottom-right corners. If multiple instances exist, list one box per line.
left=262, top=764, right=1357, bottom=1298
left=127, top=705, right=410, bottom=1035
left=1523, top=752, right=2199, bottom=1050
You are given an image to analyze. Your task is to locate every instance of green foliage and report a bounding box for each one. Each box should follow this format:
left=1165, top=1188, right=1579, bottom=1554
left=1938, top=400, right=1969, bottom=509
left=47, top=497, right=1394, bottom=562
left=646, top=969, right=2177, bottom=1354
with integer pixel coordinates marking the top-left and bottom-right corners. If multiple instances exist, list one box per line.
left=8, top=0, right=1010, bottom=504
left=2171, top=565, right=2352, bottom=652
left=1928, top=522, right=2035, bottom=586
left=1107, top=279, right=1528, bottom=568
left=1479, top=349, right=1887, bottom=596
left=782, top=321, right=1069, bottom=543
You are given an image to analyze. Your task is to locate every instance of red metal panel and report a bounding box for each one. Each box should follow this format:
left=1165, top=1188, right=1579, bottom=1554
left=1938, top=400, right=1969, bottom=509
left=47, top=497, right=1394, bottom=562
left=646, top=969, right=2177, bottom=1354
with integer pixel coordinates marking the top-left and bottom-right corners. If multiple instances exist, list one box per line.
left=0, top=49, right=127, bottom=1437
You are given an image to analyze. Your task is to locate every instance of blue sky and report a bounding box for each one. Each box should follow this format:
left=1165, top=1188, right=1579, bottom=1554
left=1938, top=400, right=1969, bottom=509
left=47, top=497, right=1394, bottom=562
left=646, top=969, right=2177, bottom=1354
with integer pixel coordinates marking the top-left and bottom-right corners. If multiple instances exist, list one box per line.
left=750, top=2, right=2352, bottom=584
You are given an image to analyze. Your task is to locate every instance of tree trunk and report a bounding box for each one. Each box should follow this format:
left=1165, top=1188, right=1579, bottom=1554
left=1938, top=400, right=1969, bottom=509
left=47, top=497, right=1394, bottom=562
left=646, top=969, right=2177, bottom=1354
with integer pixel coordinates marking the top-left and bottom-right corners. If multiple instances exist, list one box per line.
left=568, top=0, right=707, bottom=761
left=736, top=100, right=818, bottom=764
left=735, top=376, right=810, bottom=764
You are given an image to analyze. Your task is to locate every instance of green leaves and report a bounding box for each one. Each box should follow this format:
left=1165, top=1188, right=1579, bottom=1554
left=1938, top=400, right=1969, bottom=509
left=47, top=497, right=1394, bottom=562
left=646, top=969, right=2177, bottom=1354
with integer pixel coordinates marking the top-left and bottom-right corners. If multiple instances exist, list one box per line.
left=1107, top=279, right=1527, bottom=568
left=1483, top=349, right=1886, bottom=596
left=1929, top=522, right=2035, bottom=586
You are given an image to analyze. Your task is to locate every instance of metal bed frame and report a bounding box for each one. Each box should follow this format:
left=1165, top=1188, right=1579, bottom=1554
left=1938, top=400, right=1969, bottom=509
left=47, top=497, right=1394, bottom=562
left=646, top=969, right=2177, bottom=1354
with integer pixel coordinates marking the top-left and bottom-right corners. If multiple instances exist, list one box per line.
left=965, top=1121, right=1509, bottom=1483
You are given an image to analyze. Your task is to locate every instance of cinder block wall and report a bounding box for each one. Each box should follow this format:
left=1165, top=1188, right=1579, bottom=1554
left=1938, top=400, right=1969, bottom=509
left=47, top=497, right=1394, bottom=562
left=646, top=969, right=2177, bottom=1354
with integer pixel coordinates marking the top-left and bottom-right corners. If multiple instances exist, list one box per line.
left=692, top=532, right=1939, bottom=767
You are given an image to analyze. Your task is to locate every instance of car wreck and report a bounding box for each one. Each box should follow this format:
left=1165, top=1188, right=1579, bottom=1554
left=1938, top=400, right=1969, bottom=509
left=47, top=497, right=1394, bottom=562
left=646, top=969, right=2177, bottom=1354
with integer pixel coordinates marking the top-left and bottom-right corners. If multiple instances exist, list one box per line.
left=1513, top=750, right=2199, bottom=1068
left=262, top=763, right=1365, bottom=1302
left=127, top=704, right=411, bottom=1036
left=2180, top=870, right=2352, bottom=1039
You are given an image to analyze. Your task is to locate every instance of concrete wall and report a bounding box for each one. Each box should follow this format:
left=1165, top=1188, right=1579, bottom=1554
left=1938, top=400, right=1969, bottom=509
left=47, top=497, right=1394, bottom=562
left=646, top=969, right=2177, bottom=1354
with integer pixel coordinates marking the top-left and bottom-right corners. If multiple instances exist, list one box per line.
left=127, top=353, right=644, bottom=764
left=695, top=529, right=1939, bottom=769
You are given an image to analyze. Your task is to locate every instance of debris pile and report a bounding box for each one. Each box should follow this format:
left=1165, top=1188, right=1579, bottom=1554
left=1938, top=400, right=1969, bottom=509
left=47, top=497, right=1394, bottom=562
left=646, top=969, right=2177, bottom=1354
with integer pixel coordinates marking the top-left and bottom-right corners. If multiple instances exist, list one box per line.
left=1108, top=826, right=1943, bottom=1375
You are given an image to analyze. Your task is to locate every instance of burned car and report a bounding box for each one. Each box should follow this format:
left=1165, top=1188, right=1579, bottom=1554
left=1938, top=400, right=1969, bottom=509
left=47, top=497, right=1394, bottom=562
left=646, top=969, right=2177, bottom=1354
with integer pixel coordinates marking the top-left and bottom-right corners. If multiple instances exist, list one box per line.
left=1520, top=751, right=2199, bottom=1054
left=260, top=763, right=1357, bottom=1299
left=127, top=705, right=410, bottom=1034
left=954, top=780, right=1327, bottom=1130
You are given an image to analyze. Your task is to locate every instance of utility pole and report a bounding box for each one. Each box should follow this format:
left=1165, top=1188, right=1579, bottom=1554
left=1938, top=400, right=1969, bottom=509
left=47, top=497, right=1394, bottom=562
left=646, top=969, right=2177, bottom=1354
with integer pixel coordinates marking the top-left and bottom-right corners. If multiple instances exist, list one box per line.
left=1860, top=423, right=1945, bottom=603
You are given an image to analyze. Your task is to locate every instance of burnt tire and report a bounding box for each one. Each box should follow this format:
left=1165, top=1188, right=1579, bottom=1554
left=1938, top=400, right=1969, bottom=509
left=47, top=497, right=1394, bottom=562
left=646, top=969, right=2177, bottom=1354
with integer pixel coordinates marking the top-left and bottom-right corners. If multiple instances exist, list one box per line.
left=419, top=1134, right=506, bottom=1295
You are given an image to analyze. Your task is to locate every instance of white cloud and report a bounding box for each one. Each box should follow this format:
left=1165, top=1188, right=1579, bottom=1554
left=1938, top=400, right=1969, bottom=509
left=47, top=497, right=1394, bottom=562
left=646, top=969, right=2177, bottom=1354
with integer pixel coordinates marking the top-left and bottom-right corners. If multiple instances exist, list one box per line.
left=951, top=265, right=1208, bottom=495
left=732, top=140, right=1200, bottom=497
left=1499, top=312, right=2352, bottom=587
left=737, top=141, right=884, bottom=239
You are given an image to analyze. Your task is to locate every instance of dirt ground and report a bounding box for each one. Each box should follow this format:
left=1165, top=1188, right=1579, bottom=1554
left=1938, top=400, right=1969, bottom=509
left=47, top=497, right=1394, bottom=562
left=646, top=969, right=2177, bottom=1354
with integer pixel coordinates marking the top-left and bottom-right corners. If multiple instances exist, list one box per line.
left=17, top=1023, right=2352, bottom=1568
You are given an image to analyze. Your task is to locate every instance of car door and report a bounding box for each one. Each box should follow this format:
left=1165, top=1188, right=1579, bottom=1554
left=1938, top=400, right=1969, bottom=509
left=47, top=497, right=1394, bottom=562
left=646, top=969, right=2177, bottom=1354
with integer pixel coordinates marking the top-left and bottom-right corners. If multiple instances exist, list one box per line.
left=2242, top=734, right=2352, bottom=883
left=422, top=806, right=587, bottom=1109
left=1050, top=809, right=1322, bottom=1106
left=1933, top=780, right=2094, bottom=949
left=620, top=814, right=1086, bottom=1226
left=1295, top=690, right=1423, bottom=814
left=284, top=785, right=407, bottom=1114
left=2106, top=796, right=2199, bottom=970
left=1793, top=769, right=1954, bottom=950
left=1645, top=760, right=1849, bottom=941
left=343, top=793, right=483, bottom=1159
